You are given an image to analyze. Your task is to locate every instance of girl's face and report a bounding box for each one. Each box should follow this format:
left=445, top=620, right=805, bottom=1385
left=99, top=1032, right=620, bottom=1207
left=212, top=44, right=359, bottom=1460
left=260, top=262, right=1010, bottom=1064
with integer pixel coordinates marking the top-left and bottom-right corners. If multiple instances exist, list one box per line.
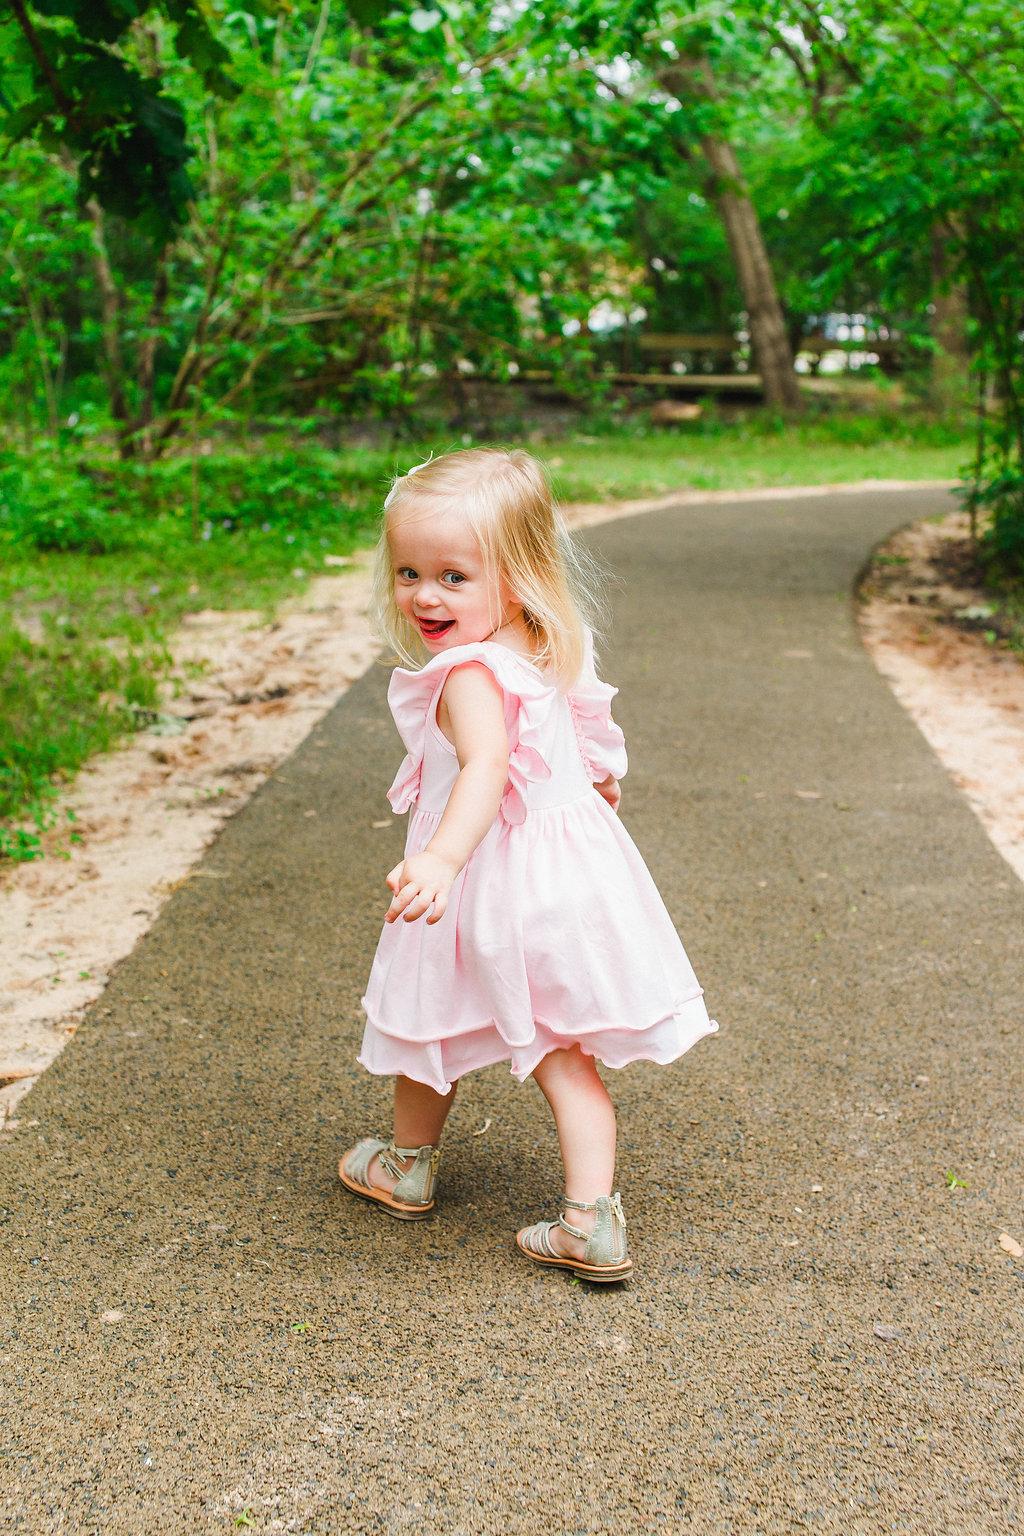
left=388, top=500, right=519, bottom=653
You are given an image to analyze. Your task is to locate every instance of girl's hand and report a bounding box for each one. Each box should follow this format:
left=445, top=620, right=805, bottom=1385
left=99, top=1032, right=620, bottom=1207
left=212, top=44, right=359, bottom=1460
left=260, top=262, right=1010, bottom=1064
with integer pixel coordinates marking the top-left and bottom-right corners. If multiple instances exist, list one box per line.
left=385, top=852, right=458, bottom=925
left=594, top=774, right=621, bottom=813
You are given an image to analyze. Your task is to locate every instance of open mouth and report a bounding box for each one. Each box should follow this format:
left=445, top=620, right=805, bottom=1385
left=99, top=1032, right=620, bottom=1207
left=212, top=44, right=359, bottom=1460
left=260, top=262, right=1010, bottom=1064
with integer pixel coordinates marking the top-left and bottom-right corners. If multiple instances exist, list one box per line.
left=416, top=617, right=455, bottom=640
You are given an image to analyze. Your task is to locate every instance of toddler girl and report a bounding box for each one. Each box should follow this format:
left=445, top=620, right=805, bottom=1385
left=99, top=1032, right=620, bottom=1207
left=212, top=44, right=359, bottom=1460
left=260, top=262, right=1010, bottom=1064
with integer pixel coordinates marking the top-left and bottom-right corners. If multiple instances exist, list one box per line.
left=339, top=448, right=716, bottom=1280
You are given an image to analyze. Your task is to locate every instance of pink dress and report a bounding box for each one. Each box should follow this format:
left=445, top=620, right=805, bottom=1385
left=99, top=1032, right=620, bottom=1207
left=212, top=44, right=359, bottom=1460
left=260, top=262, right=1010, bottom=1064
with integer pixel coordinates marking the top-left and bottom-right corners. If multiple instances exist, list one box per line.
left=359, top=636, right=717, bottom=1094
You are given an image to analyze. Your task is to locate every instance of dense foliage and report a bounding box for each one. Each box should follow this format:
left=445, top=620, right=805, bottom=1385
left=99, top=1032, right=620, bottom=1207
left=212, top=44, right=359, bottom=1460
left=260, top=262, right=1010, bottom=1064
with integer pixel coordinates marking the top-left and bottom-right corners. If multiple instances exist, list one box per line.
left=0, top=0, right=1021, bottom=851
left=3, top=2, right=1020, bottom=446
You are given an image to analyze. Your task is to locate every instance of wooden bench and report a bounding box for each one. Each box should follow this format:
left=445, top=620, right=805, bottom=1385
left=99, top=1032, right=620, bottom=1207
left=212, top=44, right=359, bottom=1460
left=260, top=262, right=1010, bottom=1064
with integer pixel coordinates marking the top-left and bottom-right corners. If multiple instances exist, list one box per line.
left=796, top=333, right=903, bottom=373
left=636, top=333, right=740, bottom=371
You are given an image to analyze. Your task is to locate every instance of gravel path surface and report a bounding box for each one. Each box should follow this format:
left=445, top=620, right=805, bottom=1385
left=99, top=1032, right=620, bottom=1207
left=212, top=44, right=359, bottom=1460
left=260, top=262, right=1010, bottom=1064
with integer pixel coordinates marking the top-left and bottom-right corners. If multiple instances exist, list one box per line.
left=2, top=486, right=1022, bottom=1535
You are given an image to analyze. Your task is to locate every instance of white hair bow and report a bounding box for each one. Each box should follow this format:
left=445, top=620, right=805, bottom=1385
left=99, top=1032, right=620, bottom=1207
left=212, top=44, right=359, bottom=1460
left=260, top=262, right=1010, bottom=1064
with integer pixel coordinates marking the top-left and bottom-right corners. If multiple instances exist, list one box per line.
left=383, top=455, right=433, bottom=509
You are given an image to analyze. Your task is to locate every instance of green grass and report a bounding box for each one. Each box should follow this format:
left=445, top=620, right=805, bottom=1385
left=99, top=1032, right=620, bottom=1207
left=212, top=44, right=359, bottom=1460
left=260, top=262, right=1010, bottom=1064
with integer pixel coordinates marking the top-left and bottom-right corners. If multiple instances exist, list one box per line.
left=0, top=442, right=391, bottom=856
left=544, top=408, right=967, bottom=503
left=1, top=410, right=972, bottom=857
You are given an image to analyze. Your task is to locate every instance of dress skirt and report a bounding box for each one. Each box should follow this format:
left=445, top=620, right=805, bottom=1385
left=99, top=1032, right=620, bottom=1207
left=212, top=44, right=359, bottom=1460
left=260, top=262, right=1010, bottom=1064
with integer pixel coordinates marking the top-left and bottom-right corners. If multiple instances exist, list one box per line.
left=358, top=638, right=717, bottom=1097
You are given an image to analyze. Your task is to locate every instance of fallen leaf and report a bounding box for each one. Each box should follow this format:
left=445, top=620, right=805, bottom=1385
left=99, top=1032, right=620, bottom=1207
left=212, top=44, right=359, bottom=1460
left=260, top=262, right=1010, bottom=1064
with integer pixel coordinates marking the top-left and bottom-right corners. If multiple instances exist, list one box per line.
left=795, top=790, right=823, bottom=800
left=146, top=711, right=190, bottom=738
left=472, top=1118, right=492, bottom=1137
left=304, top=809, right=317, bottom=818
left=872, top=1322, right=902, bottom=1341
left=100, top=1309, right=124, bottom=1324
left=999, top=1233, right=1023, bottom=1258
left=810, top=1184, right=823, bottom=1193
left=0, top=1068, right=39, bottom=1087
left=371, top=820, right=392, bottom=829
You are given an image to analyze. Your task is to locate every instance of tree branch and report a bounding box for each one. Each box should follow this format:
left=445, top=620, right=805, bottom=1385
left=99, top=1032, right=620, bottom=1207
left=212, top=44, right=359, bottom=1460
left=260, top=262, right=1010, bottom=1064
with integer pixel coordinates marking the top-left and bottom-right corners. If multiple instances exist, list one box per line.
left=7, top=0, right=81, bottom=130
left=297, top=0, right=332, bottom=94
left=84, top=197, right=133, bottom=448
left=883, top=0, right=1024, bottom=142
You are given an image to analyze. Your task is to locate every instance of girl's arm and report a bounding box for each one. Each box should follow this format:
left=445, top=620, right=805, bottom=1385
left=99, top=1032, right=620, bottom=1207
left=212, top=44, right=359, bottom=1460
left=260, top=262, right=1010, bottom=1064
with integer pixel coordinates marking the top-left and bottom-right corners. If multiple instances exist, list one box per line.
left=385, top=662, right=509, bottom=925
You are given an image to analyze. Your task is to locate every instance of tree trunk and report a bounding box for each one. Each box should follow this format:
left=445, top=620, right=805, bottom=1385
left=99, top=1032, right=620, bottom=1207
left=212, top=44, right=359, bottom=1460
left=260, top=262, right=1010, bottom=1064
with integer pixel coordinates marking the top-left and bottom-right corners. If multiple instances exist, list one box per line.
left=700, top=134, right=801, bottom=411
left=930, top=220, right=970, bottom=411
left=136, top=252, right=169, bottom=459
left=84, top=197, right=134, bottom=456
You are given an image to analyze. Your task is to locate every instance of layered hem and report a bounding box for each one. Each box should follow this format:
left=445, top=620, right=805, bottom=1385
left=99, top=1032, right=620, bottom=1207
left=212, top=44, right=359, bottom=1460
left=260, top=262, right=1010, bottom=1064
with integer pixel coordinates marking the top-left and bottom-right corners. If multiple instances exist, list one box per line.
left=357, top=993, right=718, bottom=1096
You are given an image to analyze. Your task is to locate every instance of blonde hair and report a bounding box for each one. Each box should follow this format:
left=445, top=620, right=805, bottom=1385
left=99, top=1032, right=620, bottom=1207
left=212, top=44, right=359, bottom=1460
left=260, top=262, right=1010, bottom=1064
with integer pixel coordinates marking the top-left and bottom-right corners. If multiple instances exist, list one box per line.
left=369, top=447, right=603, bottom=686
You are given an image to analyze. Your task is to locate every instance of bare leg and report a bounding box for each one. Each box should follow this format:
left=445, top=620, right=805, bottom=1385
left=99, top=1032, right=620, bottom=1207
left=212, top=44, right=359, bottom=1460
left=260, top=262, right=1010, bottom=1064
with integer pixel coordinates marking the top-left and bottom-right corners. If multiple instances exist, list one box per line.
left=394, top=1075, right=457, bottom=1147
left=357, top=1075, right=457, bottom=1193
left=529, top=1045, right=616, bottom=1258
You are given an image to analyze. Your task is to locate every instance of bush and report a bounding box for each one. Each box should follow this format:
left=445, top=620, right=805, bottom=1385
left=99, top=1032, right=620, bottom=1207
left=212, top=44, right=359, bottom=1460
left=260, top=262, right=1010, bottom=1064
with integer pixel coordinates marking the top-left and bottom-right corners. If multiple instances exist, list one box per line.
left=0, top=444, right=392, bottom=557
left=977, top=470, right=1024, bottom=579
left=0, top=459, right=135, bottom=554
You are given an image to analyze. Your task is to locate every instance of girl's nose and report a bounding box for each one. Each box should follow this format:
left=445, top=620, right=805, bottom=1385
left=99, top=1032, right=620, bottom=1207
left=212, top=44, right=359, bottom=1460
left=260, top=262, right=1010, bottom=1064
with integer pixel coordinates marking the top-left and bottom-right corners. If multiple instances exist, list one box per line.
left=414, top=581, right=442, bottom=608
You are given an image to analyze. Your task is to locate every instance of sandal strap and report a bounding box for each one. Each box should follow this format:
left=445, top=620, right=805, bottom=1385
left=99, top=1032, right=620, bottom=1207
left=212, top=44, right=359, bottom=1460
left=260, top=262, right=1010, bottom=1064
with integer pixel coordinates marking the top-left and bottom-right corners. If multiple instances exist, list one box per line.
left=379, top=1142, right=417, bottom=1173
left=378, top=1140, right=439, bottom=1183
left=562, top=1193, right=627, bottom=1230
left=561, top=1192, right=628, bottom=1256
left=519, top=1220, right=562, bottom=1259
left=561, top=1194, right=598, bottom=1241
left=344, top=1138, right=441, bottom=1206
left=377, top=1143, right=410, bottom=1182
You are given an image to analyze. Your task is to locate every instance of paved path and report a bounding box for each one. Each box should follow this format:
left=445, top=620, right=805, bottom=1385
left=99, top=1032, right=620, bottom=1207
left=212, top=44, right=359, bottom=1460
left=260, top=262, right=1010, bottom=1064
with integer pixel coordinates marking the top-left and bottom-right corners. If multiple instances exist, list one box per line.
left=3, top=487, right=1022, bottom=1536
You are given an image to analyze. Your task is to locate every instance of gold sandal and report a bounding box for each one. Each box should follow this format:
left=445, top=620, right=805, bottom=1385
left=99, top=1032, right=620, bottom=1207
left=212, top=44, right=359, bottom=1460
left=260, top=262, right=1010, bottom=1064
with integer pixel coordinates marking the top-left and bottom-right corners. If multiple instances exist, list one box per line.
left=516, top=1193, right=632, bottom=1281
left=339, top=1137, right=441, bottom=1221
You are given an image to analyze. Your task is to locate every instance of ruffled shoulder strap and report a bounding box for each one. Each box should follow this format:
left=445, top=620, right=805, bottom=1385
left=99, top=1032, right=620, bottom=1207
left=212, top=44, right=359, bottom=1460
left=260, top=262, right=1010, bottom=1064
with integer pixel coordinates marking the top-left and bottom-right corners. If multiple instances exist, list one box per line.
left=566, top=629, right=628, bottom=783
left=385, top=642, right=556, bottom=824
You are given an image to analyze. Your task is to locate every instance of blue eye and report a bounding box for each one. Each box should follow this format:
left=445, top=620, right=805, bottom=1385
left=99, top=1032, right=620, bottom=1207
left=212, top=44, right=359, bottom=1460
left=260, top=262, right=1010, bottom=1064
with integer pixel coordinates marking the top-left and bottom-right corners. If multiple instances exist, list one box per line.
left=395, top=567, right=417, bottom=580
left=442, top=571, right=466, bottom=586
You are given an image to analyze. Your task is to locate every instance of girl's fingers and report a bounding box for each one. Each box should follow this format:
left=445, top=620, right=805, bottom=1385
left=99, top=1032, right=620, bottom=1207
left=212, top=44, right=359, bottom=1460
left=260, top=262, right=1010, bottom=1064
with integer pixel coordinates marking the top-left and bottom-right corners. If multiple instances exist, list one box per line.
left=385, top=862, right=405, bottom=894
left=394, top=881, right=423, bottom=914
left=385, top=878, right=420, bottom=921
left=402, top=888, right=437, bottom=922
left=383, top=859, right=453, bottom=924
left=386, top=876, right=444, bottom=924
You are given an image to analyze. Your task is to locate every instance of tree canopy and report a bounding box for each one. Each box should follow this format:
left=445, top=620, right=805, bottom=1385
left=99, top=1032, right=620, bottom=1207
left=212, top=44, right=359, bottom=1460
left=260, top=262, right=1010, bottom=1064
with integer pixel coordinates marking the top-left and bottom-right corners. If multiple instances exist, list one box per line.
left=1, top=0, right=1022, bottom=558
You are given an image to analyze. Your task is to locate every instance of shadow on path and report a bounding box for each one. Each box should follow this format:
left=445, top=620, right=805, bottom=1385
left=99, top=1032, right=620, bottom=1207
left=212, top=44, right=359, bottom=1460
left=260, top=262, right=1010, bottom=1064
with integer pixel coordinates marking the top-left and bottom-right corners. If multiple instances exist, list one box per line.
left=2, top=487, right=1022, bottom=1534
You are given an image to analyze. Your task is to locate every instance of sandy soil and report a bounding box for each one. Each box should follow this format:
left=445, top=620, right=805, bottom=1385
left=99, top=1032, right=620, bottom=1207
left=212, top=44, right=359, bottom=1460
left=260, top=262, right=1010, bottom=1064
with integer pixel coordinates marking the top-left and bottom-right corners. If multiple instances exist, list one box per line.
left=858, top=506, right=1024, bottom=886
left=0, top=554, right=377, bottom=1119
left=2, top=479, right=1021, bottom=1123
